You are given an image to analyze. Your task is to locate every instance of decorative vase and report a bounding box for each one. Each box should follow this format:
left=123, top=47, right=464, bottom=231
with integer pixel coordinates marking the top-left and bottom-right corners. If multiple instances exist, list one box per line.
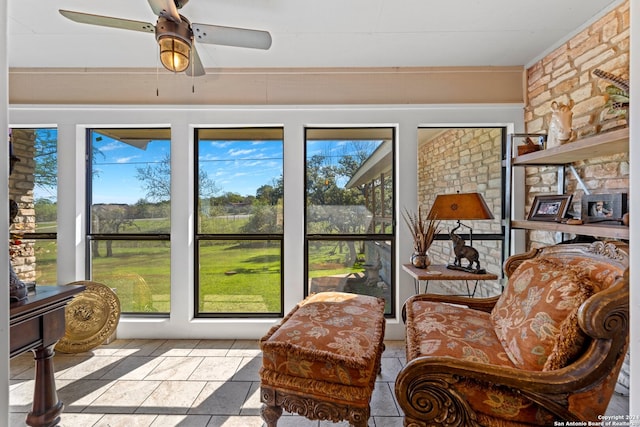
left=410, top=252, right=431, bottom=269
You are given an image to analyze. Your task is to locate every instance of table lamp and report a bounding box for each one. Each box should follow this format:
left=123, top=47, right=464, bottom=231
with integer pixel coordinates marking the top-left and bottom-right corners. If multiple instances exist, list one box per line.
left=428, top=192, right=494, bottom=274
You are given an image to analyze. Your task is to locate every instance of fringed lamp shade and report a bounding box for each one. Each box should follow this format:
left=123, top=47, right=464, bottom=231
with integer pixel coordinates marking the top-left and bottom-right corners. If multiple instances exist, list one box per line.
left=427, top=192, right=494, bottom=221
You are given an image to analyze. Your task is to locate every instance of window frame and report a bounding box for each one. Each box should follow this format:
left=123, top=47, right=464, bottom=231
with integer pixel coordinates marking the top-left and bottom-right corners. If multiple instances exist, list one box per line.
left=303, top=126, right=397, bottom=317
left=85, top=128, right=172, bottom=316
left=193, top=127, right=285, bottom=318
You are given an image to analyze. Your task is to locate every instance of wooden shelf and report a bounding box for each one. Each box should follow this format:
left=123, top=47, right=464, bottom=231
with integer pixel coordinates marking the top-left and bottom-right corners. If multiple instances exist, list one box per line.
left=513, top=127, right=628, bottom=166
left=509, top=127, right=629, bottom=241
left=512, top=220, right=629, bottom=240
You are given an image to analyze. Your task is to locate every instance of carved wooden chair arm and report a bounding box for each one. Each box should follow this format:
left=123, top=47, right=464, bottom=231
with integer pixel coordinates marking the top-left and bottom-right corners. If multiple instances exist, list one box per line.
left=395, top=354, right=611, bottom=425
left=579, top=268, right=628, bottom=339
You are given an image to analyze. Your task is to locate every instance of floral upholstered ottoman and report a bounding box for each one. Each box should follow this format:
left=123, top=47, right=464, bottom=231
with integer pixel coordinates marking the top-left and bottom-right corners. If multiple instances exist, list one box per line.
left=259, top=291, right=386, bottom=427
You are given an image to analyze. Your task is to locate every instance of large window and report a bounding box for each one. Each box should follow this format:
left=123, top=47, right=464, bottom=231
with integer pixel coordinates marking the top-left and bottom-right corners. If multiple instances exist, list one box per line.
left=195, top=128, right=284, bottom=317
left=417, top=127, right=505, bottom=281
left=87, top=129, right=171, bottom=314
left=305, top=128, right=395, bottom=315
left=9, top=128, right=58, bottom=285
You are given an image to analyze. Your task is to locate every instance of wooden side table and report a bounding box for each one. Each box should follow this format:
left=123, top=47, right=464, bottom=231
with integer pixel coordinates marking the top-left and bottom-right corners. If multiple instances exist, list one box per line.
left=10, top=284, right=85, bottom=427
left=402, top=264, right=498, bottom=297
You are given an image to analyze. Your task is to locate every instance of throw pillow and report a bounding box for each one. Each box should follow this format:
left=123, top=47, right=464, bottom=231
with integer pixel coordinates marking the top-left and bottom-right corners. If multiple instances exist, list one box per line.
left=491, top=258, right=596, bottom=370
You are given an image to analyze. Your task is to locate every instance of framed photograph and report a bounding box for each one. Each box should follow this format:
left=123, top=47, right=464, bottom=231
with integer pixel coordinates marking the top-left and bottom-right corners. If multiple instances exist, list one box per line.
left=527, top=194, right=573, bottom=222
left=581, top=193, right=627, bottom=223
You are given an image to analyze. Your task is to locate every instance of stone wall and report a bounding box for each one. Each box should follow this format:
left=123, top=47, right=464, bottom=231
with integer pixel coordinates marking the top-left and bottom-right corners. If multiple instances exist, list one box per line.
left=8, top=129, right=37, bottom=282
left=417, top=127, right=504, bottom=296
left=524, top=0, right=629, bottom=248
left=523, top=0, right=630, bottom=395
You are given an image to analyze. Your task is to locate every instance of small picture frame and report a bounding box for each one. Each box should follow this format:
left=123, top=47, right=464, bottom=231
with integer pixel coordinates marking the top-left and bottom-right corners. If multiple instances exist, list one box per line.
left=581, top=193, right=627, bottom=223
left=527, top=194, right=573, bottom=222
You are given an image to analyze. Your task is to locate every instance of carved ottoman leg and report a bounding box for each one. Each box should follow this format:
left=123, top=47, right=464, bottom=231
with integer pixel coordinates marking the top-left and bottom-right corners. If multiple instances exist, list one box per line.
left=378, top=343, right=386, bottom=375
left=261, top=403, right=282, bottom=427
left=349, top=406, right=371, bottom=427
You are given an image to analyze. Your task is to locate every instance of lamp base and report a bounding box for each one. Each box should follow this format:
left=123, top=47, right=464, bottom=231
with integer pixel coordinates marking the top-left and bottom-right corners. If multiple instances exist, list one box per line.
left=447, top=264, right=487, bottom=275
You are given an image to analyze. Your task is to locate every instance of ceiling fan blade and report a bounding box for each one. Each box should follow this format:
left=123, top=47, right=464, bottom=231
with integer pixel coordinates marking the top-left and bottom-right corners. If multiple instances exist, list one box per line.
left=192, top=23, right=272, bottom=50
left=186, top=45, right=206, bottom=77
left=147, top=0, right=181, bottom=23
left=59, top=10, right=155, bottom=33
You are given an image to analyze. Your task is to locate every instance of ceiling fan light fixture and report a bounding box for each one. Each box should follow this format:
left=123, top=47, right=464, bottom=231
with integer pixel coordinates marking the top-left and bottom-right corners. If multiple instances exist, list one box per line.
left=159, top=36, right=191, bottom=72
left=156, top=15, right=192, bottom=73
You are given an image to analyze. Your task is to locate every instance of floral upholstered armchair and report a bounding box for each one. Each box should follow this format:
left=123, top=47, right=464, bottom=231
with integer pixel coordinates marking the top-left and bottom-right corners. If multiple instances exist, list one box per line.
left=395, top=241, right=629, bottom=426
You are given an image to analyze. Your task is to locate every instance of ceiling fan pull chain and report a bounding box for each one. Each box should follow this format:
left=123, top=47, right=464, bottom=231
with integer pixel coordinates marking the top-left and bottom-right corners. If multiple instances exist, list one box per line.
left=191, top=48, right=195, bottom=93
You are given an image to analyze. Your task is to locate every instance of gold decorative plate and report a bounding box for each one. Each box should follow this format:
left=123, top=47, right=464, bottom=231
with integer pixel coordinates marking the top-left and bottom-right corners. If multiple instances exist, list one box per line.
left=55, top=281, right=121, bottom=354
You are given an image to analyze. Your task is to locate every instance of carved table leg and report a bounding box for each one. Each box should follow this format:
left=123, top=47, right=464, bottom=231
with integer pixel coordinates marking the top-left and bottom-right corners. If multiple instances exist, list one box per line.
left=261, top=403, right=283, bottom=427
left=25, top=344, right=63, bottom=427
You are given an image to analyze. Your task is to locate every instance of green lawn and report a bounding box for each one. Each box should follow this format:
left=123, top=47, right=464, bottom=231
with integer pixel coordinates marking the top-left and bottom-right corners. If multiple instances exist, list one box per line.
left=198, top=240, right=281, bottom=313
left=80, top=237, right=284, bottom=315
left=91, top=242, right=171, bottom=313
left=27, top=216, right=387, bottom=314
left=31, top=240, right=58, bottom=284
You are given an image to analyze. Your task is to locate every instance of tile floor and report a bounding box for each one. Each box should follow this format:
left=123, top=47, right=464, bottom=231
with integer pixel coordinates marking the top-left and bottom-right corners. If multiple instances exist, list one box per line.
left=10, top=339, right=629, bottom=427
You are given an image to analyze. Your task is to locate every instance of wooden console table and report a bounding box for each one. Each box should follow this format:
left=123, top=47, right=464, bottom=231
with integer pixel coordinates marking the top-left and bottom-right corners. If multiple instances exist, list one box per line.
left=10, top=284, right=85, bottom=427
left=402, top=264, right=498, bottom=297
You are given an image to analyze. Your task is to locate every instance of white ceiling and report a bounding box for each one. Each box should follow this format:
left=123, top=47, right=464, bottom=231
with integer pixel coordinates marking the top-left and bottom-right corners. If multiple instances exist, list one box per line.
left=8, top=0, right=622, bottom=70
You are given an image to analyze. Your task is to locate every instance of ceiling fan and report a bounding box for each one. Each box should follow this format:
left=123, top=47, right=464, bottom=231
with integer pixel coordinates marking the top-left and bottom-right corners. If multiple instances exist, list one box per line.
left=59, top=0, right=272, bottom=76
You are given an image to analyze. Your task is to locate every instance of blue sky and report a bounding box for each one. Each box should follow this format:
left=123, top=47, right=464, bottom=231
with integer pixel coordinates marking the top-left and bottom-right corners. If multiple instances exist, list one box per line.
left=91, top=138, right=170, bottom=204
left=32, top=129, right=379, bottom=205
left=91, top=136, right=284, bottom=205
left=199, top=140, right=283, bottom=199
